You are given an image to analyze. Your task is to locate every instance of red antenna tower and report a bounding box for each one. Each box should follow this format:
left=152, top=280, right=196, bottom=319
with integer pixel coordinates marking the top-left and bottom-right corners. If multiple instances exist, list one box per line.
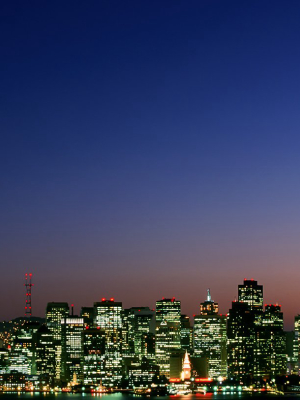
left=24, top=273, right=33, bottom=317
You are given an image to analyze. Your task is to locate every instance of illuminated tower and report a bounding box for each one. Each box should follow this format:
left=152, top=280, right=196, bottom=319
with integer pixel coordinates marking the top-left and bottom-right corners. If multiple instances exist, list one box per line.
left=93, top=298, right=123, bottom=386
left=155, top=298, right=181, bottom=377
left=61, top=316, right=84, bottom=383
left=180, top=315, right=192, bottom=351
left=227, top=301, right=255, bottom=381
left=193, top=290, right=227, bottom=379
left=260, top=304, right=286, bottom=378
left=46, top=302, right=69, bottom=380
left=124, top=307, right=155, bottom=358
left=181, top=351, right=191, bottom=381
left=34, top=325, right=56, bottom=378
left=9, top=320, right=40, bottom=375
left=24, top=273, right=33, bottom=317
left=238, top=279, right=263, bottom=311
left=82, top=327, right=106, bottom=385
left=200, top=289, right=219, bottom=315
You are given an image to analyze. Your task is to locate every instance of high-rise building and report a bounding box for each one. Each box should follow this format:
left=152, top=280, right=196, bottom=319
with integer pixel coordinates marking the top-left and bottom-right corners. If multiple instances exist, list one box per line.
left=46, top=303, right=70, bottom=341
left=238, top=279, right=263, bottom=311
left=124, top=307, right=155, bottom=358
left=259, top=304, right=286, bottom=378
left=228, top=280, right=286, bottom=382
left=34, top=325, right=55, bottom=380
left=193, top=290, right=227, bottom=379
left=200, top=289, right=219, bottom=315
left=293, top=315, right=300, bottom=374
left=80, top=307, right=94, bottom=327
left=82, top=327, right=106, bottom=385
left=46, top=302, right=69, bottom=380
left=180, top=315, right=192, bottom=351
left=93, top=299, right=123, bottom=386
left=8, top=320, right=40, bottom=375
left=61, top=316, right=84, bottom=383
left=227, top=301, right=255, bottom=383
left=155, top=298, right=181, bottom=377
left=156, top=298, right=181, bottom=326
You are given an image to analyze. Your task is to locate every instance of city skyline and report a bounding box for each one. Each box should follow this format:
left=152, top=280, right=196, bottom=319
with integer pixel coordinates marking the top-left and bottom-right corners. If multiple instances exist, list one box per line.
left=2, top=274, right=295, bottom=331
left=2, top=1, right=300, bottom=328
left=0, top=278, right=293, bottom=391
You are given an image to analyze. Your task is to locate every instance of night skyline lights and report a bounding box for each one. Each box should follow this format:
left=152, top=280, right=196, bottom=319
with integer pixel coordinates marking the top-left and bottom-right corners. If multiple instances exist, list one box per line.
left=2, top=1, right=300, bottom=395
left=1, top=277, right=300, bottom=393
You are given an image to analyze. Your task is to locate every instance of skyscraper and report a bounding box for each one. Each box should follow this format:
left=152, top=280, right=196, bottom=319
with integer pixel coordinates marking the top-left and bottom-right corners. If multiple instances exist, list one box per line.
left=46, top=302, right=69, bottom=380
left=34, top=325, right=55, bottom=380
left=155, top=298, right=181, bottom=377
left=93, top=299, right=123, bottom=386
left=180, top=315, right=192, bottom=351
left=124, top=307, right=155, bottom=358
left=227, top=301, right=255, bottom=382
left=193, top=290, right=227, bottom=379
left=82, top=327, right=106, bottom=385
left=293, top=315, right=300, bottom=374
left=61, top=316, right=84, bottom=383
left=238, top=280, right=263, bottom=311
left=260, top=305, right=286, bottom=378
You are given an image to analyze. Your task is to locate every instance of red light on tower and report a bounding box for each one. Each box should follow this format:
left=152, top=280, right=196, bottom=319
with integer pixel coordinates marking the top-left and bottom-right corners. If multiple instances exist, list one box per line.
left=102, top=298, right=106, bottom=302
left=24, top=273, right=33, bottom=318
left=110, top=298, right=114, bottom=302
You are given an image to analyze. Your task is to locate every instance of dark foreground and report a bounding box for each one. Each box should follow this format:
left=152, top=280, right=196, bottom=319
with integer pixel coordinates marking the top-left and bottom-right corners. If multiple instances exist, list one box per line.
left=0, top=393, right=299, bottom=400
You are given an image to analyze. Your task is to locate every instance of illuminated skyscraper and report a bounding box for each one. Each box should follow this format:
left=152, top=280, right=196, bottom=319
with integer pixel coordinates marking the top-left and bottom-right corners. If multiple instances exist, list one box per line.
left=82, top=327, right=106, bottom=385
left=180, top=315, right=192, bottom=351
left=155, top=298, right=181, bottom=377
left=293, top=315, right=300, bottom=374
left=200, top=289, right=219, bottom=315
left=46, top=302, right=69, bottom=380
left=124, top=307, right=155, bottom=358
left=227, top=301, right=255, bottom=382
left=238, top=280, right=263, bottom=311
left=259, top=304, right=286, bottom=378
left=193, top=290, right=227, bottom=378
left=80, top=307, right=94, bottom=327
left=156, top=298, right=181, bottom=326
left=93, top=298, right=123, bottom=386
left=8, top=320, right=40, bottom=375
left=61, top=316, right=84, bottom=383
left=34, top=325, right=55, bottom=380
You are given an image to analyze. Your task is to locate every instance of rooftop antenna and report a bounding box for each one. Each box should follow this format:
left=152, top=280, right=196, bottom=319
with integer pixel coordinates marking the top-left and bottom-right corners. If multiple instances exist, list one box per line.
left=207, top=288, right=211, bottom=302
left=24, top=273, right=33, bottom=317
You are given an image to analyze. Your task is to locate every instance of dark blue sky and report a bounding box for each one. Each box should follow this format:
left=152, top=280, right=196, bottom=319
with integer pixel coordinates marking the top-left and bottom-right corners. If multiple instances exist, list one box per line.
left=1, top=1, right=300, bottom=327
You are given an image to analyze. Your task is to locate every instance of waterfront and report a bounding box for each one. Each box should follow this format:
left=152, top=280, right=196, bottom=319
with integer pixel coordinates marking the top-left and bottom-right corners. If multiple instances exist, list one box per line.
left=0, top=393, right=298, bottom=400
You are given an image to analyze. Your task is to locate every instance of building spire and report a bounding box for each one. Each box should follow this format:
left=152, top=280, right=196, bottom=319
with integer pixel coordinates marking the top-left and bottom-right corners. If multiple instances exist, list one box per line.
left=181, top=351, right=191, bottom=381
left=207, top=288, right=211, bottom=302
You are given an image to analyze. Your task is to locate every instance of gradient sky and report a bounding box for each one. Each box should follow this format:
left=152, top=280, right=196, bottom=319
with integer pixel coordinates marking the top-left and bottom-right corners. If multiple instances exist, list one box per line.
left=1, top=1, right=300, bottom=329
